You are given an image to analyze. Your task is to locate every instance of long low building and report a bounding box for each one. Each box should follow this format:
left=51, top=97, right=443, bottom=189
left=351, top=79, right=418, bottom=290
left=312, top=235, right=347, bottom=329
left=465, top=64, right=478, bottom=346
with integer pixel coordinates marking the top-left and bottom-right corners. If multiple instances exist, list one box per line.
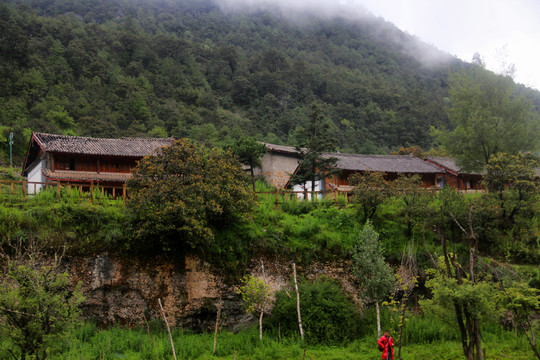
left=258, top=143, right=485, bottom=192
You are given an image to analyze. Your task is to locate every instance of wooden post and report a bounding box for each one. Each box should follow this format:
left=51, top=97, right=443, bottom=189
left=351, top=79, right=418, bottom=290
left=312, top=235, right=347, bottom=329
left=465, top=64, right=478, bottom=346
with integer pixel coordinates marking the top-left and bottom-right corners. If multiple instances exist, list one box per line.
left=68, top=184, right=71, bottom=195
left=293, top=263, right=304, bottom=342
left=304, top=188, right=308, bottom=201
left=112, top=187, right=116, bottom=199
left=22, top=180, right=26, bottom=197
left=90, top=181, right=94, bottom=203
left=274, top=189, right=279, bottom=207
left=11, top=181, right=14, bottom=193
left=158, top=298, right=177, bottom=360
left=79, top=185, right=82, bottom=198
left=213, top=300, right=222, bottom=354
left=123, top=183, right=127, bottom=203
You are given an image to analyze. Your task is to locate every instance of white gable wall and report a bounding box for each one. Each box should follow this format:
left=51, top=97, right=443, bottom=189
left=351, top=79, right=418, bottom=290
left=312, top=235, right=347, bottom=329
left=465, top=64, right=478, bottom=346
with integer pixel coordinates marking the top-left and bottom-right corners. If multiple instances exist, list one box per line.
left=27, top=160, right=46, bottom=194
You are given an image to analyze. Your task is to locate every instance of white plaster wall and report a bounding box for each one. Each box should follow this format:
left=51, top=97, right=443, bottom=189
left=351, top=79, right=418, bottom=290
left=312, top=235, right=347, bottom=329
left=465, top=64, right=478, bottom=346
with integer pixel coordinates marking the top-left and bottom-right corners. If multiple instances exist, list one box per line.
left=27, top=160, right=46, bottom=194
left=292, top=179, right=324, bottom=200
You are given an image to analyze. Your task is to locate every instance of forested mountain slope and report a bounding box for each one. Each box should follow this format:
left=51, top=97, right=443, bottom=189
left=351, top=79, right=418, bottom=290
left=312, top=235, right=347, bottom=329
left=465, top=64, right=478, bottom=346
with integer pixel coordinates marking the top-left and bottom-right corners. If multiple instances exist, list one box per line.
left=1, top=0, right=538, bottom=165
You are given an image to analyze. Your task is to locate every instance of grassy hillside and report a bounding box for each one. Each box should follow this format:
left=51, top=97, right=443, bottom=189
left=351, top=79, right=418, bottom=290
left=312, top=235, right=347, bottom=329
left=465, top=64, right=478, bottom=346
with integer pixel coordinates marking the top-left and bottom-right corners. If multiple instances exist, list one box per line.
left=0, top=177, right=538, bottom=359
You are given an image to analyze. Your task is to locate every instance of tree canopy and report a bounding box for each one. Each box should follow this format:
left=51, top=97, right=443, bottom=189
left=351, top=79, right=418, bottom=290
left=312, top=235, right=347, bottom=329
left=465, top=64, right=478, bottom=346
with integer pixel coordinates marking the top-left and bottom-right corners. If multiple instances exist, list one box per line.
left=440, top=62, right=540, bottom=172
left=229, top=136, right=267, bottom=191
left=0, top=241, right=84, bottom=360
left=126, top=138, right=255, bottom=253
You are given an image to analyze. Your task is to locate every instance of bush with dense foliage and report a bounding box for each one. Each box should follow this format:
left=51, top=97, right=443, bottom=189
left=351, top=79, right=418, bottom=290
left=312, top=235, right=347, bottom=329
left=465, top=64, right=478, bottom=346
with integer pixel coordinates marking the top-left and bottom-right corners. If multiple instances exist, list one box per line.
left=126, top=138, right=255, bottom=254
left=0, top=240, right=84, bottom=360
left=269, top=277, right=363, bottom=345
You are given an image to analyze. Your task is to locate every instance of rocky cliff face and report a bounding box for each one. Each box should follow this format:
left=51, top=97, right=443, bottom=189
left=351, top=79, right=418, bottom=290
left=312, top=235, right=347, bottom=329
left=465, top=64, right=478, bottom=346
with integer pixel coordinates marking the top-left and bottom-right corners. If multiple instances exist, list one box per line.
left=68, top=254, right=361, bottom=331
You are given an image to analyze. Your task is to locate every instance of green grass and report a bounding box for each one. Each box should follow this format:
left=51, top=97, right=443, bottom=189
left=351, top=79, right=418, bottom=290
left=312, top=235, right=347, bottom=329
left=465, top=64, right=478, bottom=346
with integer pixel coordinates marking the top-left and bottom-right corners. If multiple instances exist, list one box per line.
left=0, top=186, right=128, bottom=253
left=49, top=323, right=533, bottom=360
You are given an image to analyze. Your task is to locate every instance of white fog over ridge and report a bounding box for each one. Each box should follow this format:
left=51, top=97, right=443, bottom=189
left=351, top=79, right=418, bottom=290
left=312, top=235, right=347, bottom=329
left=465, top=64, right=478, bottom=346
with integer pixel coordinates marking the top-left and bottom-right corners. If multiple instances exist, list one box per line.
left=214, top=0, right=540, bottom=90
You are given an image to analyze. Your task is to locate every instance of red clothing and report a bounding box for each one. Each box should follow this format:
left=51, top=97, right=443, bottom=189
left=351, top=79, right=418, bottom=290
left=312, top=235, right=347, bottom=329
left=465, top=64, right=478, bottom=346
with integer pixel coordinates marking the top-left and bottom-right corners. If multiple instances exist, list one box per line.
left=378, top=335, right=394, bottom=360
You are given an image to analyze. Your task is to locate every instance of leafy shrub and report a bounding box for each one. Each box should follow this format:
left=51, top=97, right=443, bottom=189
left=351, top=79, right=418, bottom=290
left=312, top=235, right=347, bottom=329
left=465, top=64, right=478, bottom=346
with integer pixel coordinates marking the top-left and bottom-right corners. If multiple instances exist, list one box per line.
left=268, top=277, right=362, bottom=345
left=126, top=139, right=255, bottom=254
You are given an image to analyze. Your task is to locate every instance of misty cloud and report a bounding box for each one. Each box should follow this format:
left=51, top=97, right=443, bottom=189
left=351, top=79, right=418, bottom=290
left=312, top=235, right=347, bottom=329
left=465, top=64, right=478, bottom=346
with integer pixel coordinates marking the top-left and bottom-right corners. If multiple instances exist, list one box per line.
left=212, top=0, right=454, bottom=66
left=214, top=0, right=371, bottom=21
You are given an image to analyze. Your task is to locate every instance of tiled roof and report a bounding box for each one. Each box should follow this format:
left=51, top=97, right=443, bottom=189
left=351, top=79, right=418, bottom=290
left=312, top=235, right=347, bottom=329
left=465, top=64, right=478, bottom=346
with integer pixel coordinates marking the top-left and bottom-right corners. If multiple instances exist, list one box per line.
left=425, top=156, right=483, bottom=175
left=33, top=132, right=174, bottom=157
left=325, top=153, right=444, bottom=173
left=264, top=143, right=301, bottom=154
left=43, top=169, right=131, bottom=183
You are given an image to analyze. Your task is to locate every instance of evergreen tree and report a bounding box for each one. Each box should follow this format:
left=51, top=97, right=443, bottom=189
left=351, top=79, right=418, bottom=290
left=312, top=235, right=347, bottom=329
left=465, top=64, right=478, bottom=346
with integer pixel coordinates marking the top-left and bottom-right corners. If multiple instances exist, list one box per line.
left=230, top=137, right=267, bottom=191
left=351, top=221, right=395, bottom=337
left=290, top=104, right=338, bottom=195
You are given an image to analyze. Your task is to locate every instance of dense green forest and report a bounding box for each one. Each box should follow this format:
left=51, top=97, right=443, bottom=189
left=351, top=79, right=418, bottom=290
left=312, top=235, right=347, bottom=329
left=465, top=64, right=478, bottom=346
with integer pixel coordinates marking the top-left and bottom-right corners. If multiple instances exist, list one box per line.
left=5, top=0, right=539, bottom=165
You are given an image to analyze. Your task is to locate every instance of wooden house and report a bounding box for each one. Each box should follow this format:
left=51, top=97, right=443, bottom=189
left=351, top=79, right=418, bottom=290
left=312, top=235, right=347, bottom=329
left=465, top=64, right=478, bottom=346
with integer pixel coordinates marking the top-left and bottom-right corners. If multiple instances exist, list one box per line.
left=22, top=132, right=174, bottom=193
left=424, top=156, right=484, bottom=191
left=324, top=153, right=446, bottom=191
left=254, top=142, right=489, bottom=193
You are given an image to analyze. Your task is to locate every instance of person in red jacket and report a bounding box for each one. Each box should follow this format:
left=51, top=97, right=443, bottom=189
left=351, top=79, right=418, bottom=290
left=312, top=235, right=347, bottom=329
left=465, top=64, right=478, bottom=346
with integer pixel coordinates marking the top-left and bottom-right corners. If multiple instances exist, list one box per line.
left=378, top=330, right=394, bottom=360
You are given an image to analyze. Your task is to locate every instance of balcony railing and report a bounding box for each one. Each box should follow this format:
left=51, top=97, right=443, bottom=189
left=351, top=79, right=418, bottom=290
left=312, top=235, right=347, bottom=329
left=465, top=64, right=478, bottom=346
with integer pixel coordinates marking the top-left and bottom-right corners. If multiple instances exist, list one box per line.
left=0, top=180, right=127, bottom=203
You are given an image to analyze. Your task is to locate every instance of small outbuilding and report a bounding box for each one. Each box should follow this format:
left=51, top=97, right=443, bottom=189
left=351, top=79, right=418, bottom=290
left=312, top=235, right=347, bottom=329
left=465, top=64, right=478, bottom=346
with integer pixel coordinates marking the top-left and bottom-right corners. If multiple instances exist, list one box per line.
left=257, top=143, right=301, bottom=189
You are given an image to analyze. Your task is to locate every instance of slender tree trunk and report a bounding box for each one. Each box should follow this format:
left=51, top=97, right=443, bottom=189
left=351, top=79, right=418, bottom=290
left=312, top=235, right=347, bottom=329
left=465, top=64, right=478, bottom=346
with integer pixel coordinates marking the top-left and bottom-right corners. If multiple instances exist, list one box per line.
left=439, top=223, right=474, bottom=360
left=376, top=302, right=381, bottom=337
left=398, top=303, right=406, bottom=360
left=293, top=263, right=304, bottom=342
left=158, top=298, right=177, bottom=360
left=259, top=311, right=264, bottom=340
left=474, top=318, right=483, bottom=360
left=525, top=318, right=540, bottom=359
left=213, top=305, right=221, bottom=354
left=249, top=162, right=256, bottom=192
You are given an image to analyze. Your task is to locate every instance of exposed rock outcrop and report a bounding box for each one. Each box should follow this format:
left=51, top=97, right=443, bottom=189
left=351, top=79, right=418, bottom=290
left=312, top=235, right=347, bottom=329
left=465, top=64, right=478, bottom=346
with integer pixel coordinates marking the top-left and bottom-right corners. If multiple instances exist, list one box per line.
left=67, top=254, right=360, bottom=331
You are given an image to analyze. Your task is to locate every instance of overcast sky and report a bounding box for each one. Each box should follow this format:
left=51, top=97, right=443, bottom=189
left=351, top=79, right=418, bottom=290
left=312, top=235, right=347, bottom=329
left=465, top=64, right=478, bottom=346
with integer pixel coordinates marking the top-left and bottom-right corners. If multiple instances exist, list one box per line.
left=218, top=0, right=540, bottom=90
left=352, top=0, right=540, bottom=90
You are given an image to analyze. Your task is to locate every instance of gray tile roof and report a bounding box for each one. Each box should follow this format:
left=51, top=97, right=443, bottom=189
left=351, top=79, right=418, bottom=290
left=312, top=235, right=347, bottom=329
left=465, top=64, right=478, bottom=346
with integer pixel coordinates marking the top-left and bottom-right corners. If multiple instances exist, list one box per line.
left=425, top=156, right=484, bottom=175
left=425, top=156, right=460, bottom=173
left=264, top=143, right=302, bottom=154
left=325, top=153, right=444, bottom=173
left=33, top=132, right=174, bottom=157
